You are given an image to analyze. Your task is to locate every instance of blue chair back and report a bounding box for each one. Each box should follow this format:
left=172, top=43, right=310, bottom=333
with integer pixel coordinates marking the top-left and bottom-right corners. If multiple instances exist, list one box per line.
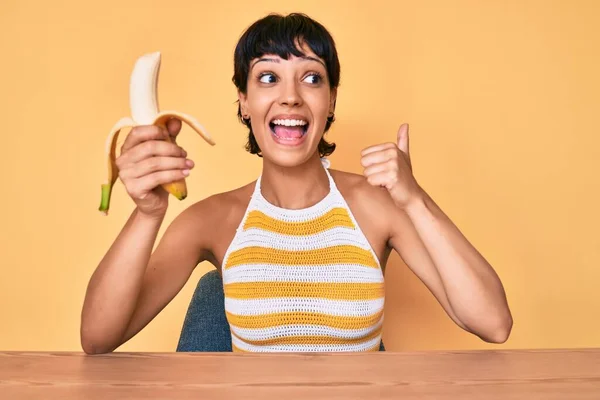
left=177, top=270, right=232, bottom=351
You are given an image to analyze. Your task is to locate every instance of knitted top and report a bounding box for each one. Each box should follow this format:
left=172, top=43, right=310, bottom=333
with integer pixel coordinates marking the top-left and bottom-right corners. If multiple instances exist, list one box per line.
left=221, top=160, right=385, bottom=352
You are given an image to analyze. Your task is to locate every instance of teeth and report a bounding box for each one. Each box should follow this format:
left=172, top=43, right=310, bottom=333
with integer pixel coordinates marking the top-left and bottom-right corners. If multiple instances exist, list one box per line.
left=272, top=119, right=308, bottom=127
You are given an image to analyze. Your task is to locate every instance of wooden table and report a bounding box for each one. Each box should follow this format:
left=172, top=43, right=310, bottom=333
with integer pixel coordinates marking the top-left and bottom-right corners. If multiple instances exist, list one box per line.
left=1, top=349, right=599, bottom=399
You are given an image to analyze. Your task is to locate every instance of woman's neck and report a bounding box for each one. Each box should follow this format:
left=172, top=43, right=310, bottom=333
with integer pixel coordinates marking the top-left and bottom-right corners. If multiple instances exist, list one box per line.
left=259, top=155, right=329, bottom=210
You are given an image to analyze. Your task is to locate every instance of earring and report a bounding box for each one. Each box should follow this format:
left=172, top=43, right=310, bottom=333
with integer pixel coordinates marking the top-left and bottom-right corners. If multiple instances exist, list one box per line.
left=327, top=112, right=335, bottom=122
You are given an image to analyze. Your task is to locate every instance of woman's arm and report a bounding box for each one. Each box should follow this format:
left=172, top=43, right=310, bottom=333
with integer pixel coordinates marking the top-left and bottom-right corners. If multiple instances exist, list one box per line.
left=388, top=190, right=512, bottom=343
left=80, top=198, right=216, bottom=354
left=361, top=123, right=512, bottom=343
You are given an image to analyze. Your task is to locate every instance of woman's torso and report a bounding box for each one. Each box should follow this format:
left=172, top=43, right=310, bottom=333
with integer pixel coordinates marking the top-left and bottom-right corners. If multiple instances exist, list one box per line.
left=201, top=168, right=394, bottom=352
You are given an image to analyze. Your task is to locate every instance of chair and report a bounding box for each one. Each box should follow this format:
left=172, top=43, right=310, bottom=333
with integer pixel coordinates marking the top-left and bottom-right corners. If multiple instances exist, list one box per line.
left=177, top=269, right=385, bottom=352
left=177, top=270, right=232, bottom=352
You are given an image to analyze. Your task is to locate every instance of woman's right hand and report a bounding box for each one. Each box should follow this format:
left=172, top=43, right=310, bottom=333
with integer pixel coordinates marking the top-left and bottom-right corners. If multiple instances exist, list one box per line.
left=115, top=118, right=194, bottom=218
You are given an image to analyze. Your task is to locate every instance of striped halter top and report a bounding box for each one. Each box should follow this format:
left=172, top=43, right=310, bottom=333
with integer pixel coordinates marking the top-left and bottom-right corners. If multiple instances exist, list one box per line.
left=221, top=161, right=385, bottom=352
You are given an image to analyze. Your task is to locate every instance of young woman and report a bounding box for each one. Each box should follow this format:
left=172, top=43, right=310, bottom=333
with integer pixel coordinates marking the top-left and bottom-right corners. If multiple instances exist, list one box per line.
left=81, top=13, right=512, bottom=354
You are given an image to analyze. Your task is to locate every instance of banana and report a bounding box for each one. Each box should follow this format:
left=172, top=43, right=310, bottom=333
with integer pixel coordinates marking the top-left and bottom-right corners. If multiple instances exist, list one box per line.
left=99, top=51, right=215, bottom=215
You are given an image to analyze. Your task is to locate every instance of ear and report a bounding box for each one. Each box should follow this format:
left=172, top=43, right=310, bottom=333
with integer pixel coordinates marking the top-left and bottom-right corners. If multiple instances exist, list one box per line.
left=238, top=90, right=249, bottom=115
left=329, top=88, right=337, bottom=114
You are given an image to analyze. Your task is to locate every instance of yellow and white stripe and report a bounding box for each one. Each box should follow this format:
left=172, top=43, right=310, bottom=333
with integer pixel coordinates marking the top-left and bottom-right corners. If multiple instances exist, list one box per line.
left=222, top=168, right=385, bottom=353
left=229, top=318, right=385, bottom=341
left=227, top=227, right=374, bottom=252
left=225, top=297, right=385, bottom=316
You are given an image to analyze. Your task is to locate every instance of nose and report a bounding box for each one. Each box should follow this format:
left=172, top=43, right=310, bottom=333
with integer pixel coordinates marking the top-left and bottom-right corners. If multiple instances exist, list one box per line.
left=278, top=80, right=302, bottom=107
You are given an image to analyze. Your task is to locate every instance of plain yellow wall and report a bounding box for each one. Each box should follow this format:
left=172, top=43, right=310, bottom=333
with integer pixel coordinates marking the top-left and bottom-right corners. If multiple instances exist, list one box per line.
left=1, top=0, right=598, bottom=352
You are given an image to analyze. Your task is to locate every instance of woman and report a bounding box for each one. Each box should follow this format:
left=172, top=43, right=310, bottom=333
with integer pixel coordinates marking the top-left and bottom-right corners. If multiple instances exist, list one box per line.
left=81, top=13, right=512, bottom=354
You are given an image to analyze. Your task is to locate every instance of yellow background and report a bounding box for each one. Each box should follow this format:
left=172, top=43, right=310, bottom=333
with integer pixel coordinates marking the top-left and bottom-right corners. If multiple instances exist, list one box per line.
left=1, top=0, right=598, bottom=352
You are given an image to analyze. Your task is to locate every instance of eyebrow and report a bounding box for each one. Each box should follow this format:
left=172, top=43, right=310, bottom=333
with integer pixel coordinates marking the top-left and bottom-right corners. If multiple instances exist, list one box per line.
left=250, top=56, right=326, bottom=71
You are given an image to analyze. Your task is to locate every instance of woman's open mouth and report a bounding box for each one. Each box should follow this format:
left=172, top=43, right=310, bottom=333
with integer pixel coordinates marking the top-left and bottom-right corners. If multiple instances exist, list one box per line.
left=269, top=118, right=309, bottom=146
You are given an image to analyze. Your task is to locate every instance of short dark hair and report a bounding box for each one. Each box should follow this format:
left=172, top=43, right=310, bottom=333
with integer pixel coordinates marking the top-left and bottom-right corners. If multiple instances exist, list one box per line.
left=232, top=13, right=340, bottom=157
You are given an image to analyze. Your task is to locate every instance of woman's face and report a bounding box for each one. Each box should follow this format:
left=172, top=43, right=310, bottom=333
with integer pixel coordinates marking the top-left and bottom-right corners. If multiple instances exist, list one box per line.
left=238, top=43, right=336, bottom=168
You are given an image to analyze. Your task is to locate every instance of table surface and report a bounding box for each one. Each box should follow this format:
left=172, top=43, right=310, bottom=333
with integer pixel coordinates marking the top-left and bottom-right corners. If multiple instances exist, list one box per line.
left=1, top=348, right=599, bottom=399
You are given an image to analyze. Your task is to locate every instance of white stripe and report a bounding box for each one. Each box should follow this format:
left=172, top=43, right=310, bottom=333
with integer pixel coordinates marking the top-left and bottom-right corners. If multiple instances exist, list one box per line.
left=225, top=297, right=385, bottom=317
left=231, top=331, right=383, bottom=352
left=253, top=192, right=345, bottom=222
left=229, top=318, right=384, bottom=342
left=222, top=264, right=384, bottom=284
left=227, top=227, right=372, bottom=253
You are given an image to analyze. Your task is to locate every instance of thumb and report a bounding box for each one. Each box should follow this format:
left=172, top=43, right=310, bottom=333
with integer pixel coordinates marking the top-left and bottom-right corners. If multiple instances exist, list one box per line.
left=166, top=117, right=183, bottom=140
left=397, top=123, right=410, bottom=154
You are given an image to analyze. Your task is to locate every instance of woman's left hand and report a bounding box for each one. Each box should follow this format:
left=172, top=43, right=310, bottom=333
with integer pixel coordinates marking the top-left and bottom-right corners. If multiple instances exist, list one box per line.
left=360, top=123, right=424, bottom=209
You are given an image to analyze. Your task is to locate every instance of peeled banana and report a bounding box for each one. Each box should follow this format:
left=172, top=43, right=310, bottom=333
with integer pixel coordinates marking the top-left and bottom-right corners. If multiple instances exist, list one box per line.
left=99, top=51, right=215, bottom=215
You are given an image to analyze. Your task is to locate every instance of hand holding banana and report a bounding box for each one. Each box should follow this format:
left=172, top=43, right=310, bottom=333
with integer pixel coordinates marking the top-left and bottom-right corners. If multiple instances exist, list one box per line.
left=114, top=120, right=194, bottom=218
left=361, top=123, right=424, bottom=209
left=99, top=52, right=215, bottom=216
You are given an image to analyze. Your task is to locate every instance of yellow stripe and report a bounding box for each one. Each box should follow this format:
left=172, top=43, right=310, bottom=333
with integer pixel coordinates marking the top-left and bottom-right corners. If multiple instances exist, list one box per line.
left=243, top=208, right=355, bottom=235
left=225, top=245, right=378, bottom=269
left=226, top=309, right=384, bottom=330
left=230, top=326, right=382, bottom=346
left=224, top=281, right=384, bottom=301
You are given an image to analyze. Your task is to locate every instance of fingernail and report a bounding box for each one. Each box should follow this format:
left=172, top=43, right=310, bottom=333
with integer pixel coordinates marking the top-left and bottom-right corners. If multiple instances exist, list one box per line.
left=186, top=159, right=194, bottom=167
left=183, top=169, right=190, bottom=176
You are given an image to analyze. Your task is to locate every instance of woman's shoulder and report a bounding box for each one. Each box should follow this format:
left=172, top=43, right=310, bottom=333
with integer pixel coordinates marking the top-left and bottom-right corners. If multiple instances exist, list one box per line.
left=329, top=168, right=395, bottom=207
left=328, top=168, right=398, bottom=257
left=329, top=168, right=399, bottom=232
left=186, top=180, right=256, bottom=221
left=170, top=181, right=256, bottom=263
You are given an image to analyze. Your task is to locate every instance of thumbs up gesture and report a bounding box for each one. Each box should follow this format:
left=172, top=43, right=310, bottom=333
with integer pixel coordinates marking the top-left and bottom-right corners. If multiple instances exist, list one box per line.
left=360, top=123, right=423, bottom=209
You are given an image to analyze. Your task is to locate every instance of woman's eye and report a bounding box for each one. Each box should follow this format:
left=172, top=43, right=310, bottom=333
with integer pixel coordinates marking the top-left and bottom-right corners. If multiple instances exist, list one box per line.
left=259, top=73, right=277, bottom=84
left=303, top=73, right=322, bottom=84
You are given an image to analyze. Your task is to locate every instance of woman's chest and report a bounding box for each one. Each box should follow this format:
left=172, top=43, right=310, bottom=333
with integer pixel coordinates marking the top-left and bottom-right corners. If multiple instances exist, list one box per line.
left=209, top=201, right=391, bottom=274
